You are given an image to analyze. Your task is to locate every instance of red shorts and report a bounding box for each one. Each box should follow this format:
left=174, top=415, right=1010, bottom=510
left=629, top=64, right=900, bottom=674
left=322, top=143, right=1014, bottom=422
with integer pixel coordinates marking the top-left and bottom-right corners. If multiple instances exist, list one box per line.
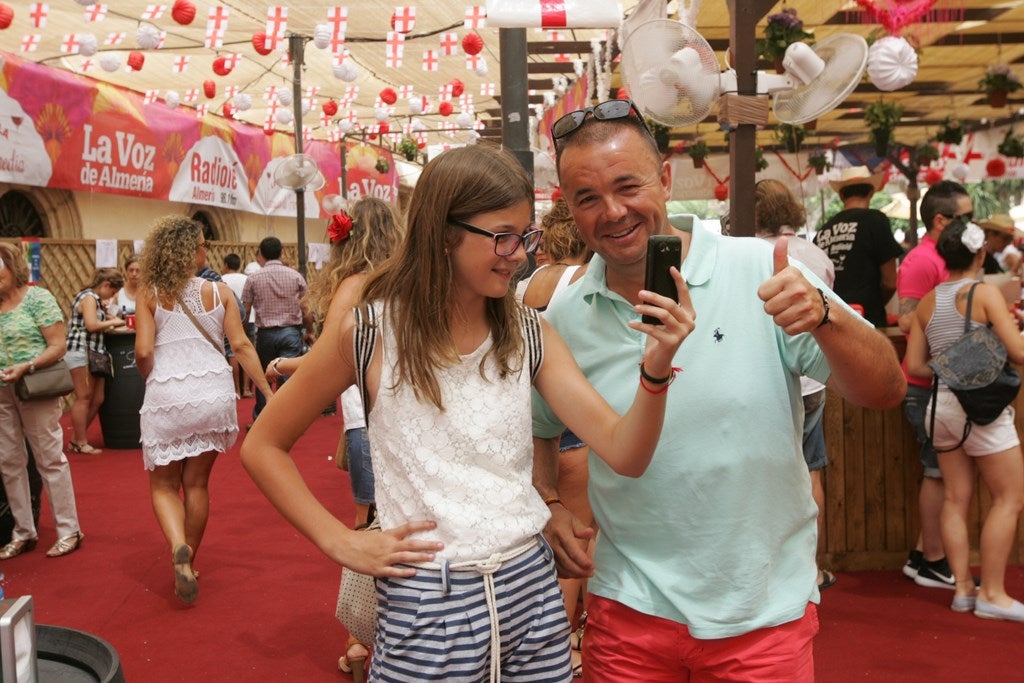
left=583, top=595, right=818, bottom=683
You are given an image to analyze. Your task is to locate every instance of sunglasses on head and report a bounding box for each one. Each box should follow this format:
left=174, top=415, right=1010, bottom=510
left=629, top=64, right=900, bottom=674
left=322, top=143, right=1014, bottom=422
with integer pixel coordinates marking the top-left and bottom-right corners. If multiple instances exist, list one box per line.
left=551, top=99, right=653, bottom=143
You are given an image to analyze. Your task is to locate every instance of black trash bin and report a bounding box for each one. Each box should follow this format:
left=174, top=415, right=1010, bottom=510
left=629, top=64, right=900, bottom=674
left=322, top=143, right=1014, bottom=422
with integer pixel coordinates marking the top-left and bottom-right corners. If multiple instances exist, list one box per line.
left=98, top=331, right=144, bottom=450
left=35, top=624, right=125, bottom=682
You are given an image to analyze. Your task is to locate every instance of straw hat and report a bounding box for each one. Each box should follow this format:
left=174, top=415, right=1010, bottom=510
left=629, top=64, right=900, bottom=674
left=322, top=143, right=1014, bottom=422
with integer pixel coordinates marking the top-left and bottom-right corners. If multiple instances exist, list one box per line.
left=977, top=214, right=1021, bottom=238
left=829, top=166, right=885, bottom=193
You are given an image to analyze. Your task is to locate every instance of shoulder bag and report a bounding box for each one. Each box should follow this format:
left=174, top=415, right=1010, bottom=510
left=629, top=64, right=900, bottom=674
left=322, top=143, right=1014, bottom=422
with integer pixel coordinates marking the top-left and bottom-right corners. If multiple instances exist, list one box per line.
left=928, top=282, right=1021, bottom=451
left=88, top=347, right=113, bottom=377
left=15, top=360, right=74, bottom=401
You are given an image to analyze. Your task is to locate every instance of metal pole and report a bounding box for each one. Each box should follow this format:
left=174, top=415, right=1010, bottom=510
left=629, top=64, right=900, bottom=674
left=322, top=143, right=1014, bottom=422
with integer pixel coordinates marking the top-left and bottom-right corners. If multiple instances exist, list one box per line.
left=289, top=33, right=307, bottom=277
left=499, top=28, right=533, bottom=183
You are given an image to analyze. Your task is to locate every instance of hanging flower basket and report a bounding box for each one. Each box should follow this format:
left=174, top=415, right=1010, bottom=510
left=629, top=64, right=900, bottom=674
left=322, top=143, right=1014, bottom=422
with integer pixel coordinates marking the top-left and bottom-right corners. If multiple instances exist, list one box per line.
left=864, top=101, right=904, bottom=158
left=755, top=148, right=769, bottom=172
left=757, top=8, right=813, bottom=71
left=997, top=129, right=1024, bottom=158
left=650, top=122, right=672, bottom=154
left=775, top=123, right=806, bottom=153
left=934, top=116, right=963, bottom=145
left=913, top=142, right=940, bottom=166
left=687, top=140, right=709, bottom=168
left=397, top=137, right=419, bottom=162
left=980, top=65, right=1021, bottom=108
left=807, top=151, right=831, bottom=175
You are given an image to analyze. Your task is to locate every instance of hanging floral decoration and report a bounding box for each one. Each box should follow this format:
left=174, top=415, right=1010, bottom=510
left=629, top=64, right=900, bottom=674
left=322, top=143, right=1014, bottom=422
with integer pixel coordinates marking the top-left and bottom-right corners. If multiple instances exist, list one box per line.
left=980, top=65, right=1022, bottom=108
left=327, top=211, right=353, bottom=243
left=757, top=8, right=813, bottom=67
left=933, top=116, right=963, bottom=145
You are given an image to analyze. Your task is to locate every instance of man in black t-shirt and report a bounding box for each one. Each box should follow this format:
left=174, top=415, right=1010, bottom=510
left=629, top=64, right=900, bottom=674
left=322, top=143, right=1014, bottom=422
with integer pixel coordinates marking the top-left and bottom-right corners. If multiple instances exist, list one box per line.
left=814, top=167, right=904, bottom=327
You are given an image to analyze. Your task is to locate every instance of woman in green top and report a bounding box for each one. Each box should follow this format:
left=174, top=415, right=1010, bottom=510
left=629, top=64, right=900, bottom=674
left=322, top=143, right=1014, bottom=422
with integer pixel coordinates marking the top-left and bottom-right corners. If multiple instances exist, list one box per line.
left=0, top=243, right=84, bottom=559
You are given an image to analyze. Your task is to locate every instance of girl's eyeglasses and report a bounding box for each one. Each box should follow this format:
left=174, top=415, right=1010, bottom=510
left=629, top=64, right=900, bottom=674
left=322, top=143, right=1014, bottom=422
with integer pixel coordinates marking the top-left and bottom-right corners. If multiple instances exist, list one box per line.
left=452, top=220, right=544, bottom=256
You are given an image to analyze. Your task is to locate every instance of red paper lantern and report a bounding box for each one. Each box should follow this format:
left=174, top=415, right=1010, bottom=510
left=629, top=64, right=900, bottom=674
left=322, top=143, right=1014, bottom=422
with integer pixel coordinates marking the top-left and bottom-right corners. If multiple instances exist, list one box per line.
left=212, top=55, right=232, bottom=76
left=0, top=4, right=13, bottom=30
left=616, top=87, right=629, bottom=100
left=251, top=32, right=273, bottom=56
left=450, top=78, right=465, bottom=98
left=417, top=141, right=426, bottom=149
left=222, top=102, right=234, bottom=118
left=379, top=88, right=398, bottom=105
left=714, top=183, right=729, bottom=201
left=439, top=101, right=454, bottom=117
left=127, top=51, right=145, bottom=72
left=551, top=187, right=563, bottom=202
left=263, top=126, right=275, bottom=137
left=203, top=80, right=216, bottom=99
left=923, top=168, right=944, bottom=186
left=322, top=100, right=338, bottom=116
left=368, top=132, right=378, bottom=141
left=462, top=33, right=483, bottom=56
left=987, top=158, right=1007, bottom=178
left=171, top=0, right=196, bottom=26
left=378, top=121, right=390, bottom=135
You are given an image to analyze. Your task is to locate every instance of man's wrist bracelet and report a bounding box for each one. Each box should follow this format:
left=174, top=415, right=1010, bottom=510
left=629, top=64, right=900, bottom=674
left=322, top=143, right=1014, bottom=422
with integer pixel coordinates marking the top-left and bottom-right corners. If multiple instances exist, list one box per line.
left=816, top=288, right=831, bottom=329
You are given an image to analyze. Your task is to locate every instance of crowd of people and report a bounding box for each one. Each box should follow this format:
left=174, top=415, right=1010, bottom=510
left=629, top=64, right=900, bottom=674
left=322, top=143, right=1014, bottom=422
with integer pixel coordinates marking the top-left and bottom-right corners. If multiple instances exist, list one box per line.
left=2, top=99, right=1024, bottom=681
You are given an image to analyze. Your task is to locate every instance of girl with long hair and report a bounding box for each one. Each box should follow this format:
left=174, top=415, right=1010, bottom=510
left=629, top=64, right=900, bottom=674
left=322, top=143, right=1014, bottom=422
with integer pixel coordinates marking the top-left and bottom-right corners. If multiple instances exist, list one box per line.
left=906, top=219, right=1024, bottom=621
left=135, top=216, right=272, bottom=604
left=242, top=144, right=692, bottom=681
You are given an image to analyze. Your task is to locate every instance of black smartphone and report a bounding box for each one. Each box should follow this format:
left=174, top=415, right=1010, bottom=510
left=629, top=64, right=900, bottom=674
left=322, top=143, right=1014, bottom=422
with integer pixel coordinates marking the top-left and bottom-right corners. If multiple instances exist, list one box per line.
left=642, top=235, right=682, bottom=325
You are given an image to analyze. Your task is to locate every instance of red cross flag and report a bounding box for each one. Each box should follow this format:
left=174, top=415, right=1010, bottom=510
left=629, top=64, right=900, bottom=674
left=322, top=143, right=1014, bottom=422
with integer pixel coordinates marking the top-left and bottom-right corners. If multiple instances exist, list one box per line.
left=464, top=5, right=485, bottom=29
left=142, top=4, right=166, bottom=21
left=184, top=88, right=199, bottom=103
left=480, top=82, right=495, bottom=96
left=144, top=90, right=158, bottom=105
left=195, top=104, right=208, bottom=119
left=306, top=85, right=321, bottom=97
left=28, top=3, right=48, bottom=29
left=172, top=55, right=189, bottom=72
left=437, top=83, right=453, bottom=99
left=21, top=35, right=41, bottom=53
left=85, top=4, right=107, bottom=22
left=223, top=53, right=241, bottom=71
left=156, top=30, right=167, bottom=49
left=206, top=6, right=229, bottom=48
left=327, top=6, right=347, bottom=38
left=80, top=58, right=94, bottom=72
left=422, top=49, right=438, bottom=72
left=344, top=86, right=360, bottom=99
left=105, top=32, right=125, bottom=46
left=440, top=32, right=459, bottom=56
left=386, top=31, right=405, bottom=68
left=266, top=100, right=279, bottom=118
left=466, top=53, right=483, bottom=70
left=263, top=113, right=275, bottom=133
left=392, top=6, right=416, bottom=33
left=264, top=7, right=288, bottom=52
left=263, top=85, right=278, bottom=101
left=225, top=85, right=239, bottom=99
left=398, top=85, right=414, bottom=99
left=60, top=34, right=81, bottom=54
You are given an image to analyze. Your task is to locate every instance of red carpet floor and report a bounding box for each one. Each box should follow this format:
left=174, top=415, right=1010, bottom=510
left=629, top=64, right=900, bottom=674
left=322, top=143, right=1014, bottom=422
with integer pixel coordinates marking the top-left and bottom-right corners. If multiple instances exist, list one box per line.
left=4, top=398, right=1023, bottom=681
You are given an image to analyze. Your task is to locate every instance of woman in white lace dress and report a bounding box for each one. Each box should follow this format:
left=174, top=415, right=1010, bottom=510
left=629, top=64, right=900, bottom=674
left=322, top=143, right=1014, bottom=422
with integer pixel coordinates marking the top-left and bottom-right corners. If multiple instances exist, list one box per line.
left=135, top=216, right=272, bottom=604
left=242, top=144, right=694, bottom=682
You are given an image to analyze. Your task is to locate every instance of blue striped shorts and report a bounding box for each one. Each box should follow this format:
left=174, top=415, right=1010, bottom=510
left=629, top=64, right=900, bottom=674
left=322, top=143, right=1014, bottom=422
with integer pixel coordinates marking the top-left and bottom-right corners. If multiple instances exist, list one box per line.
left=369, top=537, right=572, bottom=682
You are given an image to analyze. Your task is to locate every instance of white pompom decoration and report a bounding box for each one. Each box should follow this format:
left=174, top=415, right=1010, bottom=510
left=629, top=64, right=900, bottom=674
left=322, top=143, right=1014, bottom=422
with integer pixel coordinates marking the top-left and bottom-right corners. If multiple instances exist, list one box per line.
left=313, top=24, right=331, bottom=50
left=375, top=106, right=389, bottom=122
left=338, top=119, right=354, bottom=133
left=277, top=89, right=292, bottom=106
left=473, top=60, right=488, bottom=77
left=276, top=109, right=294, bottom=124
left=99, top=54, right=121, bottom=72
left=408, top=97, right=423, bottom=115
left=333, top=62, right=358, bottom=82
left=952, top=162, right=969, bottom=181
left=867, top=36, right=918, bottom=92
left=164, top=90, right=180, bottom=108
left=78, top=34, right=98, bottom=57
left=456, top=112, right=474, bottom=128
left=411, top=118, right=426, bottom=132
left=301, top=101, right=311, bottom=116
left=467, top=131, right=480, bottom=145
left=232, top=93, right=252, bottom=111
left=136, top=25, right=161, bottom=50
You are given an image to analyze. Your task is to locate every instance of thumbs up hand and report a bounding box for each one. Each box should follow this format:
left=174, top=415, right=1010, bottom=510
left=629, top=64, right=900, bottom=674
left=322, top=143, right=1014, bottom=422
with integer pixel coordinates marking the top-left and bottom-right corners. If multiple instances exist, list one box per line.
left=757, top=237, right=828, bottom=335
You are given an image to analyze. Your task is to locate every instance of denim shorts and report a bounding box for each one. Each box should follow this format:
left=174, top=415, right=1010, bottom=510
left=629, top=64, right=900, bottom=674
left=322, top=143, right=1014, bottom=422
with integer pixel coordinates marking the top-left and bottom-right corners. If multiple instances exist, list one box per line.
left=558, top=428, right=585, bottom=452
left=64, top=349, right=88, bottom=370
left=345, top=427, right=375, bottom=506
left=904, top=384, right=941, bottom=478
left=802, top=390, right=828, bottom=472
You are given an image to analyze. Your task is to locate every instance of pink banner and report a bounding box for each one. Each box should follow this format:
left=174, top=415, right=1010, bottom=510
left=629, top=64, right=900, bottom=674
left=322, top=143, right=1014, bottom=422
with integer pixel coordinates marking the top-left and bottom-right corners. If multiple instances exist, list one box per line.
left=0, top=54, right=398, bottom=217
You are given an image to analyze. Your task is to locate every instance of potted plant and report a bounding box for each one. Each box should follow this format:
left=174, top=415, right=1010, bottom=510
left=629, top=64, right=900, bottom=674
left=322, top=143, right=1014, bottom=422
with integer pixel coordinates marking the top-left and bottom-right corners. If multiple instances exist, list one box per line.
left=997, top=128, right=1024, bottom=158
left=650, top=122, right=672, bottom=154
left=934, top=116, right=964, bottom=145
left=397, top=136, right=419, bottom=162
left=756, top=148, right=769, bottom=172
left=757, top=7, right=813, bottom=73
left=979, top=65, right=1022, bottom=108
left=374, top=156, right=391, bottom=174
left=913, top=142, right=940, bottom=166
left=807, top=150, right=831, bottom=174
left=775, top=123, right=806, bottom=153
left=864, top=100, right=904, bottom=157
left=687, top=139, right=709, bottom=168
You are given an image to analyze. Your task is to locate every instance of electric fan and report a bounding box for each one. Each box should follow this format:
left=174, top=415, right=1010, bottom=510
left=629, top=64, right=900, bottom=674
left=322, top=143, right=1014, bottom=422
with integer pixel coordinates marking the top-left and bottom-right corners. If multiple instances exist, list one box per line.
left=272, top=153, right=322, bottom=190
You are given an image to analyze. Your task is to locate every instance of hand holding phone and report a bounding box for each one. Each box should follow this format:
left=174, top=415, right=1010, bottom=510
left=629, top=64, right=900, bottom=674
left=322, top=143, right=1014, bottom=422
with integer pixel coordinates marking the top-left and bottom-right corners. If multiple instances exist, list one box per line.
left=642, top=235, right=683, bottom=325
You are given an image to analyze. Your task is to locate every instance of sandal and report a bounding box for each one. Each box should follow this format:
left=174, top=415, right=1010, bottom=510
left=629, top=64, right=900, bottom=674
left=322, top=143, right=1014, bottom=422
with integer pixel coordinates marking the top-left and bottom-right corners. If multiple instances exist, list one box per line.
left=570, top=610, right=587, bottom=651
left=338, top=637, right=369, bottom=683
left=172, top=544, right=199, bottom=604
left=68, top=441, right=102, bottom=454
left=818, top=570, right=837, bottom=591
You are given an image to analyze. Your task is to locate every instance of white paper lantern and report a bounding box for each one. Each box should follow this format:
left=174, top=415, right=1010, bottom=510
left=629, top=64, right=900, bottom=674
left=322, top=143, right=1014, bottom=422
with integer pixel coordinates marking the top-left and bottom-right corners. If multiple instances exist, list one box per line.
left=952, top=162, right=969, bottom=181
left=411, top=118, right=427, bottom=132
left=408, top=97, right=423, bottom=115
left=333, top=62, right=358, bottom=82
left=276, top=109, right=294, bottom=124
left=867, top=36, right=918, bottom=92
left=99, top=54, right=121, bottom=72
left=456, top=112, right=474, bottom=128
left=313, top=24, right=331, bottom=50
left=374, top=106, right=389, bottom=122
left=277, top=89, right=292, bottom=106
left=301, top=101, right=311, bottom=116
left=338, top=119, right=354, bottom=133
left=232, top=93, right=252, bottom=111
left=474, top=60, right=489, bottom=77
left=164, top=90, right=180, bottom=108
left=136, top=25, right=161, bottom=50
left=78, top=34, right=98, bottom=57
left=467, top=131, right=480, bottom=145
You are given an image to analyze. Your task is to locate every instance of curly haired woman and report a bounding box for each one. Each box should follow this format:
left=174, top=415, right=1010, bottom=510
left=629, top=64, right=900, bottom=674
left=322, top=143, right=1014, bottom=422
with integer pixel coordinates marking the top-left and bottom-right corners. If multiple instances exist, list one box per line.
left=135, top=216, right=273, bottom=604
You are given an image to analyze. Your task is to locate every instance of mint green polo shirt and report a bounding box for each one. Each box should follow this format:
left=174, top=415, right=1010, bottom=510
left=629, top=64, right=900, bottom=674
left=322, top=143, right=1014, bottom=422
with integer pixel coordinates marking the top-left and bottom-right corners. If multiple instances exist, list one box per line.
left=533, top=217, right=833, bottom=639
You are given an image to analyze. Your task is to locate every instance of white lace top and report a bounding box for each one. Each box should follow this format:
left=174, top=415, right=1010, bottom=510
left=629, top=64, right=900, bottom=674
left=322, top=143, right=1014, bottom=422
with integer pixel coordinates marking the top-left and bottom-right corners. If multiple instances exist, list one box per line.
left=368, top=304, right=549, bottom=563
left=140, top=278, right=238, bottom=469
